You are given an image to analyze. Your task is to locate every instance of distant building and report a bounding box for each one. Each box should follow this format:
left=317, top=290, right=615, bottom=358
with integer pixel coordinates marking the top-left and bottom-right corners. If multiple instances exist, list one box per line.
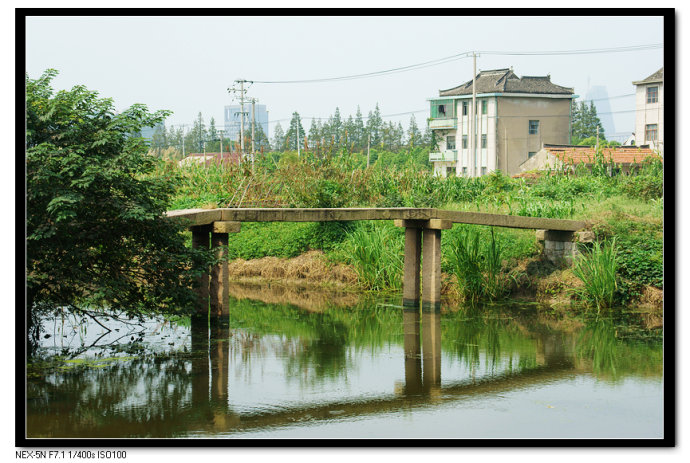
left=519, top=144, right=660, bottom=175
left=632, top=68, right=663, bottom=153
left=224, top=104, right=269, bottom=142
left=428, top=68, right=576, bottom=178
left=139, top=121, right=165, bottom=145
left=584, top=85, right=615, bottom=139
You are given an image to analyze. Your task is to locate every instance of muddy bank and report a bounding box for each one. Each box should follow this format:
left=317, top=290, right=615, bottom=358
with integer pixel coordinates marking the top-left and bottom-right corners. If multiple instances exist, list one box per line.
left=227, top=251, right=663, bottom=325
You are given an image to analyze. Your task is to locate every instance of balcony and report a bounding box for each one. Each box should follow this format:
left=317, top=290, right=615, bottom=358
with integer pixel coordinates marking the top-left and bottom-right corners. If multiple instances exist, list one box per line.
left=429, top=150, right=458, bottom=162
left=429, top=118, right=457, bottom=130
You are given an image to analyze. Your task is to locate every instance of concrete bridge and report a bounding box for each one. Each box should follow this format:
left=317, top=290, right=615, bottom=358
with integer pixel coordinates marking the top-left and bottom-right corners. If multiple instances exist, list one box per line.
left=166, top=207, right=587, bottom=321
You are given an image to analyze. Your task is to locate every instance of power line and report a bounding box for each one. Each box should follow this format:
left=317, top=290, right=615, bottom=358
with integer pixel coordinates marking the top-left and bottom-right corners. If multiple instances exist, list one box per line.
left=250, top=44, right=662, bottom=84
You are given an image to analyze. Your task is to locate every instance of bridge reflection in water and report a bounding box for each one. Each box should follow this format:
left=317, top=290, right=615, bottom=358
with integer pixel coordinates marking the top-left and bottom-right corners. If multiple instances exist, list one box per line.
left=188, top=307, right=573, bottom=435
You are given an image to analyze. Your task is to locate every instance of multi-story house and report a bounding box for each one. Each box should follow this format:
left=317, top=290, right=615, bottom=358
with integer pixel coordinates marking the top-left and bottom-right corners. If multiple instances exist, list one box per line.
left=428, top=68, right=576, bottom=177
left=632, top=68, right=663, bottom=153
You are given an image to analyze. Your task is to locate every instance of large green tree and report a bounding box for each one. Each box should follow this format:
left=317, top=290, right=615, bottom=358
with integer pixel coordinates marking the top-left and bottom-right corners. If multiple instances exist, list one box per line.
left=26, top=70, right=210, bottom=350
left=571, top=100, right=605, bottom=143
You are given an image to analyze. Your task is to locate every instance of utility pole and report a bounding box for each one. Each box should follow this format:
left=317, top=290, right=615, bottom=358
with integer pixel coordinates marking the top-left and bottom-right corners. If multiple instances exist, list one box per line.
left=367, top=134, right=371, bottom=168
left=596, top=125, right=600, bottom=151
left=228, top=79, right=252, bottom=163
left=470, top=51, right=478, bottom=177
left=297, top=121, right=301, bottom=158
left=250, top=98, right=257, bottom=171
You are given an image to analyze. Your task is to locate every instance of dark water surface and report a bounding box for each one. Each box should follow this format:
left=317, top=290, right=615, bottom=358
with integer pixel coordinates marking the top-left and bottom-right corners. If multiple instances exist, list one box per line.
left=26, top=289, right=663, bottom=439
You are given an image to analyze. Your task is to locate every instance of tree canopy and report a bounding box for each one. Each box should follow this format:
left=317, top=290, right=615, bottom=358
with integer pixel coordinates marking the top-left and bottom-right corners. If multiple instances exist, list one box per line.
left=26, top=70, right=210, bottom=345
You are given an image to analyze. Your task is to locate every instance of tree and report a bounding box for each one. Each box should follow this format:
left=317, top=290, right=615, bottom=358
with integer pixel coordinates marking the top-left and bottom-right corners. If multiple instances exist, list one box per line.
left=366, top=103, right=383, bottom=147
left=208, top=117, right=218, bottom=143
left=353, top=106, right=365, bottom=151
left=191, top=112, right=207, bottom=152
left=26, top=70, right=210, bottom=352
left=407, top=114, right=422, bottom=148
left=571, top=100, right=605, bottom=142
left=285, top=112, right=305, bottom=151
left=272, top=122, right=285, bottom=152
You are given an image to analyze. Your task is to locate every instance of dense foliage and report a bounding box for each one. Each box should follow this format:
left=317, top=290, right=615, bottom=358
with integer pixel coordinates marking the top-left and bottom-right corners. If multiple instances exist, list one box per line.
left=26, top=70, right=211, bottom=345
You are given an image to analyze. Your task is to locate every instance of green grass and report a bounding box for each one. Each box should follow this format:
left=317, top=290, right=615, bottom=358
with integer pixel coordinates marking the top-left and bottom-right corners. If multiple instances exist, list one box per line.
left=571, top=239, right=620, bottom=313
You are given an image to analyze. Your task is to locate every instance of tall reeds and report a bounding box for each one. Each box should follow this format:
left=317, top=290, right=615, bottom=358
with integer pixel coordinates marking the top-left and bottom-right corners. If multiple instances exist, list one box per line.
left=571, top=239, right=619, bottom=313
left=336, top=223, right=404, bottom=291
left=447, top=228, right=505, bottom=302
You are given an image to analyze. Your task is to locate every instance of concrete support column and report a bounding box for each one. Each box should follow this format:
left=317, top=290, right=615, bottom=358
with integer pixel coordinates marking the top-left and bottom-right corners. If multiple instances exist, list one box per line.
left=422, top=228, right=442, bottom=311
left=402, top=228, right=422, bottom=307
left=422, top=310, right=442, bottom=390
left=191, top=225, right=212, bottom=321
left=210, top=232, right=229, bottom=324
left=402, top=308, right=422, bottom=395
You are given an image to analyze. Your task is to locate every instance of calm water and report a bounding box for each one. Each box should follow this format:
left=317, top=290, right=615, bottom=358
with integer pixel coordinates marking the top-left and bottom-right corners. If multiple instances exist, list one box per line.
left=26, top=287, right=664, bottom=439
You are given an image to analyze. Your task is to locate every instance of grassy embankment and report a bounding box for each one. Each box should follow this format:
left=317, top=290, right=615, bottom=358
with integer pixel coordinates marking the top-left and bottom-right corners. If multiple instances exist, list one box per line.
left=155, top=147, right=663, bottom=317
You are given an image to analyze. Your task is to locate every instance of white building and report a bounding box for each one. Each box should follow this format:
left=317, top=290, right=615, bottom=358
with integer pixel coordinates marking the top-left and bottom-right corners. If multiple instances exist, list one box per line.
left=632, top=68, right=663, bottom=153
left=428, top=68, right=576, bottom=177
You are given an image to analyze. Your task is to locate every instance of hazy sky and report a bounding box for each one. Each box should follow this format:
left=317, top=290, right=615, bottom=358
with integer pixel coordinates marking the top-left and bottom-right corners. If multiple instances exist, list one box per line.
left=25, top=15, right=664, bottom=141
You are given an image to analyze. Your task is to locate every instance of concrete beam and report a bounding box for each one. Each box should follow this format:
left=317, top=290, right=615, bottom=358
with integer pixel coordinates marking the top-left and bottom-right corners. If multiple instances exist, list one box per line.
left=394, top=219, right=453, bottom=230
left=169, top=207, right=585, bottom=232
left=422, top=228, right=442, bottom=311
left=167, top=208, right=222, bottom=227
left=213, top=221, right=241, bottom=234
left=436, top=210, right=585, bottom=231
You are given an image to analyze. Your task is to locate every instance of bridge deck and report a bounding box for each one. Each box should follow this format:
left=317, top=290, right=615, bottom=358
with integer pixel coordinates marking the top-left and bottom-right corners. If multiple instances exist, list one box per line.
left=166, top=207, right=585, bottom=231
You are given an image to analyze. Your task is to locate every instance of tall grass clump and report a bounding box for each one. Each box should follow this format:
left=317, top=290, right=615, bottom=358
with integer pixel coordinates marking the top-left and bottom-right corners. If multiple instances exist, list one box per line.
left=447, top=228, right=505, bottom=302
left=336, top=223, right=404, bottom=291
left=571, top=239, right=619, bottom=313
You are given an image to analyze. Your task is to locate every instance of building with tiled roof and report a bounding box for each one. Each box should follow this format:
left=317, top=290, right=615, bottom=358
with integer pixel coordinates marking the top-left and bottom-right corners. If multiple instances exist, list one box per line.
left=632, top=67, right=663, bottom=153
left=428, top=68, right=576, bottom=178
left=519, top=144, right=661, bottom=174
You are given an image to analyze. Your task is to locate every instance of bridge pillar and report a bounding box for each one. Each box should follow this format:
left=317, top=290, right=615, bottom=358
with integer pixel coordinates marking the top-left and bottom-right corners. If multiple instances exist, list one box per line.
left=395, top=219, right=451, bottom=311
left=422, top=229, right=443, bottom=311
left=402, top=228, right=422, bottom=307
left=537, top=229, right=593, bottom=266
left=191, top=225, right=212, bottom=324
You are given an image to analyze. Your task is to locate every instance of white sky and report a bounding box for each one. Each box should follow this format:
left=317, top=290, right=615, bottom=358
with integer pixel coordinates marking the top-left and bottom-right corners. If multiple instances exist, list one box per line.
left=25, top=15, right=664, bottom=140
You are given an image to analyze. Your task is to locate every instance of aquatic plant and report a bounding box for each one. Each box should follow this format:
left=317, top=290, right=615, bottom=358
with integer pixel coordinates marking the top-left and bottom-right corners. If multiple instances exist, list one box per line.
left=571, top=239, right=619, bottom=313
left=447, top=228, right=505, bottom=302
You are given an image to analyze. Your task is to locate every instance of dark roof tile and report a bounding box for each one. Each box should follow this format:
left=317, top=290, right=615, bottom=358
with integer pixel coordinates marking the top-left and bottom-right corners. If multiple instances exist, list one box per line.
left=439, top=68, right=573, bottom=96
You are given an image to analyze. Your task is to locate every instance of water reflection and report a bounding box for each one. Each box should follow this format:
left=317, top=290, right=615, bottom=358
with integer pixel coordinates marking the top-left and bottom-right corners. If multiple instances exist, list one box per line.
left=26, top=296, right=663, bottom=438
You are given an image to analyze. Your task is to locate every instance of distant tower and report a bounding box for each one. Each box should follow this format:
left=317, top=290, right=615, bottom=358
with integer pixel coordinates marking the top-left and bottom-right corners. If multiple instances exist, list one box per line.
left=585, top=86, right=615, bottom=139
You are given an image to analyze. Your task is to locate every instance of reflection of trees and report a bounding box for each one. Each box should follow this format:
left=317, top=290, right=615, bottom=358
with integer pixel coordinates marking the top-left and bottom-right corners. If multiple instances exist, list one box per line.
left=27, top=355, right=196, bottom=438
left=441, top=305, right=539, bottom=375
left=576, top=317, right=663, bottom=382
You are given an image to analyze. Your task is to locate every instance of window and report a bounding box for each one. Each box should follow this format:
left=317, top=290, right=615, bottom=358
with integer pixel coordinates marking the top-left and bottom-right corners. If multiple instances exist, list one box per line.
left=528, top=151, right=536, bottom=158
left=481, top=167, right=487, bottom=176
left=462, top=167, right=467, bottom=176
left=446, top=135, right=456, bottom=150
left=446, top=167, right=455, bottom=177
left=647, top=86, right=659, bottom=104
left=462, top=101, right=468, bottom=116
left=645, top=124, right=658, bottom=142
left=529, top=120, right=539, bottom=135
left=481, top=134, right=487, bottom=149
left=431, top=100, right=455, bottom=119
left=462, top=135, right=468, bottom=149
left=481, top=100, right=488, bottom=115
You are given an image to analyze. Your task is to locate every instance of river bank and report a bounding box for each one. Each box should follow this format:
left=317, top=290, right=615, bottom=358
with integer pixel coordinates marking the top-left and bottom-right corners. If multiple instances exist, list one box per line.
left=226, top=249, right=664, bottom=330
